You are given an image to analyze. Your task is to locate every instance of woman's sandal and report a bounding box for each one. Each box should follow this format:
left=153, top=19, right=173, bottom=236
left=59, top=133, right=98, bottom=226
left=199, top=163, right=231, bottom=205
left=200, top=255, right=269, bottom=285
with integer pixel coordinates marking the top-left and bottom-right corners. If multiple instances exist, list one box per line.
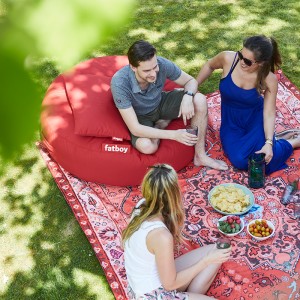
left=275, top=129, right=300, bottom=140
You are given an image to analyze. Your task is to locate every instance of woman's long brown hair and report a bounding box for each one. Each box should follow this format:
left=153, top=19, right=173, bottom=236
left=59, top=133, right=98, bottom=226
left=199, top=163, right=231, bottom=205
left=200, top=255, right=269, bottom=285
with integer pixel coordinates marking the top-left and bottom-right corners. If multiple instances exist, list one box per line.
left=122, top=164, right=184, bottom=245
left=243, top=35, right=282, bottom=93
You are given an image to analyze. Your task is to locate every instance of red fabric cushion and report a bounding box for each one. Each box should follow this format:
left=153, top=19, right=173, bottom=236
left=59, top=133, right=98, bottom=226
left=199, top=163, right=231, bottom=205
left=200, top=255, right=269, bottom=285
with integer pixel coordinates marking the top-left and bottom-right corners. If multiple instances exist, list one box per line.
left=65, top=56, right=131, bottom=140
left=65, top=56, right=182, bottom=141
left=41, top=56, right=194, bottom=186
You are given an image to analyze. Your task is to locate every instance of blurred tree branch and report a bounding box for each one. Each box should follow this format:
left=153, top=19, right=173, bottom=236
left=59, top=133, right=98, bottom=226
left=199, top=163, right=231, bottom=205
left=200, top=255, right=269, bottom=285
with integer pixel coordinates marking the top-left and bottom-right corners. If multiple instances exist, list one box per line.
left=0, top=0, right=135, bottom=159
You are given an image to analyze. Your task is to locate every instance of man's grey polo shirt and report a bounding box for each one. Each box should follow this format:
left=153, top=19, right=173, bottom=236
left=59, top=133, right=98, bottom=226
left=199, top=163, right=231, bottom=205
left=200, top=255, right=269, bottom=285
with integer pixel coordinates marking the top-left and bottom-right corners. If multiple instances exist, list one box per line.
left=110, top=56, right=181, bottom=116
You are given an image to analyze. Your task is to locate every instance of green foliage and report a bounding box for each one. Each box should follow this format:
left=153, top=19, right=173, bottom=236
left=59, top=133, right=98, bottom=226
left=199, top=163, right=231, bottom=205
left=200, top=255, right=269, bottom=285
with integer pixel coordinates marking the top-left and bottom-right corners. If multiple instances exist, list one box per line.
left=1, top=1, right=299, bottom=299
left=9, top=0, right=135, bottom=70
left=0, top=48, right=40, bottom=158
left=0, top=0, right=135, bottom=160
left=0, top=145, right=115, bottom=299
left=97, top=0, right=300, bottom=93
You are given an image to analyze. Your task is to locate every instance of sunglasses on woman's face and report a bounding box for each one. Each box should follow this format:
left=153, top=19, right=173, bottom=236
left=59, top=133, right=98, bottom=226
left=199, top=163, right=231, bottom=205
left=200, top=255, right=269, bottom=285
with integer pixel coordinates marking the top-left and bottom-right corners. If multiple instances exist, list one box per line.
left=237, top=50, right=257, bottom=67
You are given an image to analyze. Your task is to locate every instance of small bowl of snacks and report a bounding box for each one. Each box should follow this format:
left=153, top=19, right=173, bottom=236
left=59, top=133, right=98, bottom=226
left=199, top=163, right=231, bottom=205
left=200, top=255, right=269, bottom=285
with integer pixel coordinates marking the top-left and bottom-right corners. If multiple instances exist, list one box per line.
left=208, top=183, right=254, bottom=215
left=217, top=215, right=244, bottom=237
left=247, top=219, right=275, bottom=241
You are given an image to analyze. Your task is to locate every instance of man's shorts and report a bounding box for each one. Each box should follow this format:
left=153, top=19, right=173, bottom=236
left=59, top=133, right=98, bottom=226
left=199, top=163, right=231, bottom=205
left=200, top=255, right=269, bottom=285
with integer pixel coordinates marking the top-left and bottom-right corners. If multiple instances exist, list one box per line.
left=131, top=89, right=184, bottom=147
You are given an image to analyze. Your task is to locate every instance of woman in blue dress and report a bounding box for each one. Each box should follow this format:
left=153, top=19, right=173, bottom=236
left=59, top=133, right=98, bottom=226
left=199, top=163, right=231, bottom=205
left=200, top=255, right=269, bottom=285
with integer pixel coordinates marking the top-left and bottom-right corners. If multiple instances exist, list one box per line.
left=196, top=35, right=300, bottom=174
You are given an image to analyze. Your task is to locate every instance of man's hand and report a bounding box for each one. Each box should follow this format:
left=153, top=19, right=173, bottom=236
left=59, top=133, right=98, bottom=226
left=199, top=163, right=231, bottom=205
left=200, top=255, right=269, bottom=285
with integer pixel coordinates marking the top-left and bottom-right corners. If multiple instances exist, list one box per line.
left=178, top=95, right=195, bottom=125
left=173, top=129, right=198, bottom=146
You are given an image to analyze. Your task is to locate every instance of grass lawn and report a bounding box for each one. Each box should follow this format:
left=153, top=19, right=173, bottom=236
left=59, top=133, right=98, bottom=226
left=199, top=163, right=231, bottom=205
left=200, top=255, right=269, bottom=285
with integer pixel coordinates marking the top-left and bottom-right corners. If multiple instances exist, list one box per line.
left=1, top=1, right=299, bottom=299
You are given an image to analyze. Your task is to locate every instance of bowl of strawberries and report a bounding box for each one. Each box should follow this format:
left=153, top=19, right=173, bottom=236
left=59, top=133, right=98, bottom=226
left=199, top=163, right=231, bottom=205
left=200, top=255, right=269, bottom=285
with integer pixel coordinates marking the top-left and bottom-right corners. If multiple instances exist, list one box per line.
left=217, top=215, right=244, bottom=237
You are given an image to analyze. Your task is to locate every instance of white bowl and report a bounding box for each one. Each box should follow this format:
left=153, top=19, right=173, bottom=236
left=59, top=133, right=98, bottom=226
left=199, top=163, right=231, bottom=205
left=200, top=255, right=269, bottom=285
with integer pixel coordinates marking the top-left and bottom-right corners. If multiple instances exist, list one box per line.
left=247, top=219, right=275, bottom=241
left=217, top=215, right=245, bottom=237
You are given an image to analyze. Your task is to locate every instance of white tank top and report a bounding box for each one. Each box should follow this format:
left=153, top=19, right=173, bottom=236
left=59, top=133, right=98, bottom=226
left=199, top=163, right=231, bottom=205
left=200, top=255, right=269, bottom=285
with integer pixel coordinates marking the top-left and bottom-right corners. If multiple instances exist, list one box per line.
left=124, top=220, right=167, bottom=297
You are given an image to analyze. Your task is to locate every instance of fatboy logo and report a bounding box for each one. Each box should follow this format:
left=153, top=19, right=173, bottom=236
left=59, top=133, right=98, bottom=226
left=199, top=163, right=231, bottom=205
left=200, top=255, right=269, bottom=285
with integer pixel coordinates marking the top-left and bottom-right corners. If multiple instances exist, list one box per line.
left=102, top=143, right=131, bottom=154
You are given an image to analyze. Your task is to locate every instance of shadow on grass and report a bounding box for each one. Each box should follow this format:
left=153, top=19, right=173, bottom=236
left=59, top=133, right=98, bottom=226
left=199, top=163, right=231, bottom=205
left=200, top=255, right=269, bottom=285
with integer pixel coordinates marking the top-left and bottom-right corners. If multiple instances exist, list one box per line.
left=0, top=147, right=114, bottom=300
left=0, top=1, right=299, bottom=299
left=96, top=0, right=299, bottom=93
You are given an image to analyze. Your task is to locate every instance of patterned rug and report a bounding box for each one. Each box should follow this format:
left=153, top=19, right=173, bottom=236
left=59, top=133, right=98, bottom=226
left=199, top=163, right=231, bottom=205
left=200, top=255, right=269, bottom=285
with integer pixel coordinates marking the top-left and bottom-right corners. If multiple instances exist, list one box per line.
left=38, top=71, right=300, bottom=300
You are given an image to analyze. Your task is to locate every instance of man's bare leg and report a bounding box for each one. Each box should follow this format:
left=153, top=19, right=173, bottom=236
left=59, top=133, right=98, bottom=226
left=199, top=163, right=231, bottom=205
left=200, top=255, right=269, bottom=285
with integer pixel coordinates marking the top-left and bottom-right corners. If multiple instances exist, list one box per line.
left=192, top=93, right=228, bottom=170
left=135, top=120, right=170, bottom=154
left=135, top=137, right=159, bottom=154
left=154, top=119, right=171, bottom=129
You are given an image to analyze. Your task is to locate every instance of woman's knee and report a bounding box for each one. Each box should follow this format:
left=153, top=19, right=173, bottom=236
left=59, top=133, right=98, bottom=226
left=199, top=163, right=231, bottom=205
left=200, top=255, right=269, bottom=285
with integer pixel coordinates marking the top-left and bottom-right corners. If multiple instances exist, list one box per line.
left=229, top=153, right=248, bottom=170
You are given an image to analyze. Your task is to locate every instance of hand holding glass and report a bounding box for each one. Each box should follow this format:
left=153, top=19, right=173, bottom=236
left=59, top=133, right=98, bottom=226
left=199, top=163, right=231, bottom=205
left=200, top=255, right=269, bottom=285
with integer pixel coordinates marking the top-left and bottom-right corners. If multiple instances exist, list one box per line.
left=216, top=237, right=231, bottom=249
left=186, top=125, right=198, bottom=136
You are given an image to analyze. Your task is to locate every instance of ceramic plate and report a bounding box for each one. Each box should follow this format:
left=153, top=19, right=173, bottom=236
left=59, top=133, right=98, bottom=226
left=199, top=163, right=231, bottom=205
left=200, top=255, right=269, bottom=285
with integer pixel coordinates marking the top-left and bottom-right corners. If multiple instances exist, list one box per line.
left=208, top=183, right=254, bottom=215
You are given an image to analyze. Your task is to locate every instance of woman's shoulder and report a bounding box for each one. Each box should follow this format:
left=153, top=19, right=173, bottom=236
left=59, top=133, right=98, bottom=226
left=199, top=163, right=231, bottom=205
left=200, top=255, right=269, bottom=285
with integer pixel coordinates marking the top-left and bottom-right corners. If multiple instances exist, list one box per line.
left=265, top=71, right=278, bottom=82
left=207, top=51, right=235, bottom=71
left=146, top=225, right=173, bottom=254
left=212, top=51, right=236, bottom=68
left=220, top=51, right=236, bottom=61
left=147, top=225, right=173, bottom=244
left=144, top=219, right=170, bottom=235
left=265, top=71, right=278, bottom=89
left=142, top=217, right=165, bottom=227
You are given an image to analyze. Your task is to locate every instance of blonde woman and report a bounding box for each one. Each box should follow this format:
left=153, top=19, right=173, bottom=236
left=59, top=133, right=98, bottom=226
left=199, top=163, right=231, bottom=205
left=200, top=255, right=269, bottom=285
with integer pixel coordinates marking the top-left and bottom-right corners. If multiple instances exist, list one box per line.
left=122, top=164, right=231, bottom=299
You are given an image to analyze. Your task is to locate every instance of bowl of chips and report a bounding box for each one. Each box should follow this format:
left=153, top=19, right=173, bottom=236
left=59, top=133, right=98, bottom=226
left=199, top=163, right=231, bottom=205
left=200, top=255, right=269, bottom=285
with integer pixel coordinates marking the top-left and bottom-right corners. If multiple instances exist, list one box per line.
left=247, top=219, right=275, bottom=241
left=208, top=183, right=254, bottom=215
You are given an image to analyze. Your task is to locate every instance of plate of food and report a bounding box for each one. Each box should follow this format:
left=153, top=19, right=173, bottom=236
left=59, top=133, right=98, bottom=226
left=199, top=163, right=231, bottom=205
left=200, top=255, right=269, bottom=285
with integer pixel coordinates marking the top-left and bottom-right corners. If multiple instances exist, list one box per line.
left=208, top=183, right=254, bottom=215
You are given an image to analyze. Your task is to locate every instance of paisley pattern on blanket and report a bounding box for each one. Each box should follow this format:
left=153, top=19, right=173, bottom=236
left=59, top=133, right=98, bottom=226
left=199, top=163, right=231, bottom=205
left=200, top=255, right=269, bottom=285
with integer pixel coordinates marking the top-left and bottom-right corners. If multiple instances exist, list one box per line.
left=38, top=71, right=300, bottom=300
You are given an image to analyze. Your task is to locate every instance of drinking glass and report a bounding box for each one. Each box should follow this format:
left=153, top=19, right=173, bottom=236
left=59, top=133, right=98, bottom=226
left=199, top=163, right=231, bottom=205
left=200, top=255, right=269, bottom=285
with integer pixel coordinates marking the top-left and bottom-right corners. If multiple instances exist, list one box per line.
left=186, top=125, right=198, bottom=136
left=281, top=173, right=299, bottom=205
left=216, top=237, right=231, bottom=249
left=294, top=200, right=300, bottom=219
left=288, top=173, right=299, bottom=191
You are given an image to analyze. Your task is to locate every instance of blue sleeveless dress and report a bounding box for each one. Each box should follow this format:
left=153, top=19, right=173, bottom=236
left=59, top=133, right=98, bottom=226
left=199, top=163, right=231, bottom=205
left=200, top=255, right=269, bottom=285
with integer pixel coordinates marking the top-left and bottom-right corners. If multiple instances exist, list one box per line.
left=219, top=55, right=293, bottom=174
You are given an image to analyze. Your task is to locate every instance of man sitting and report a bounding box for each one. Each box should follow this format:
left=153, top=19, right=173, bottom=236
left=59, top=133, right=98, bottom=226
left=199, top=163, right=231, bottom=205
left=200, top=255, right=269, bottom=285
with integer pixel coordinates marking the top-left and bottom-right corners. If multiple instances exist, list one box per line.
left=111, top=40, right=228, bottom=170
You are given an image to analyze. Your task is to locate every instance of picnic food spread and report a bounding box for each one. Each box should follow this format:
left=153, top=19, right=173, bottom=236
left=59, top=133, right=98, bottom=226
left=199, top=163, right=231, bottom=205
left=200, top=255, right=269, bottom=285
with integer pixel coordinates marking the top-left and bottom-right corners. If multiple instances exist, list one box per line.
left=210, top=184, right=251, bottom=213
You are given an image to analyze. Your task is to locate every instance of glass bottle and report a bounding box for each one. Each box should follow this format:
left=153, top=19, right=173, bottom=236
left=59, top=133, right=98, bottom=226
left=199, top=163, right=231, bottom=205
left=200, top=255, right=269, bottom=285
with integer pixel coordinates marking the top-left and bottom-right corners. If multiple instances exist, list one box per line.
left=186, top=125, right=198, bottom=136
left=248, top=153, right=266, bottom=189
left=281, top=174, right=299, bottom=205
left=216, top=237, right=231, bottom=249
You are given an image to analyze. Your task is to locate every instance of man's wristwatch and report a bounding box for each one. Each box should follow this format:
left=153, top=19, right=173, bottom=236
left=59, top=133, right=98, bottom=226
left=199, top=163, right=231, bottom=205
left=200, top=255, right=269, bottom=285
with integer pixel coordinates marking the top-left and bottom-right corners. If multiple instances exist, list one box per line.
left=184, top=91, right=195, bottom=97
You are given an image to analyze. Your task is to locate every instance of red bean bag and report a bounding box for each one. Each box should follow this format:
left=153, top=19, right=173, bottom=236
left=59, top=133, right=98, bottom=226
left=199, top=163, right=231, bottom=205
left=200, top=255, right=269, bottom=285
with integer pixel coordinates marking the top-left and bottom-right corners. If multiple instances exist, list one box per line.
left=40, top=56, right=194, bottom=186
